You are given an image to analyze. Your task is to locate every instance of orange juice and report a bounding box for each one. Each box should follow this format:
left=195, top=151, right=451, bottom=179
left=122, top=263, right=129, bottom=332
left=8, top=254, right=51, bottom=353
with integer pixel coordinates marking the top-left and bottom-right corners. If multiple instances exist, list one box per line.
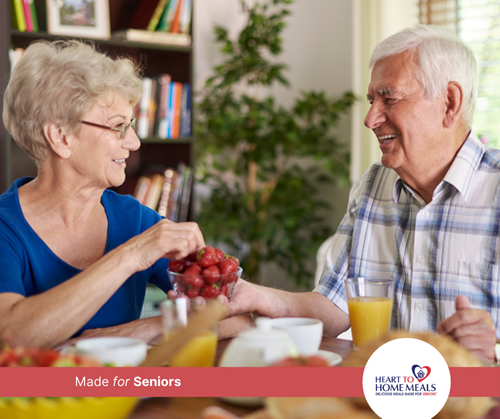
left=168, top=330, right=218, bottom=367
left=348, top=297, right=392, bottom=347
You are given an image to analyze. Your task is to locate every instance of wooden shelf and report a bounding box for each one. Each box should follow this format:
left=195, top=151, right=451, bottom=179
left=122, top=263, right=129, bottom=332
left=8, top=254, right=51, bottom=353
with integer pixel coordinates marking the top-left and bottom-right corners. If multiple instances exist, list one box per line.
left=140, top=136, right=193, bottom=144
left=0, top=0, right=195, bottom=209
left=11, top=30, right=192, bottom=53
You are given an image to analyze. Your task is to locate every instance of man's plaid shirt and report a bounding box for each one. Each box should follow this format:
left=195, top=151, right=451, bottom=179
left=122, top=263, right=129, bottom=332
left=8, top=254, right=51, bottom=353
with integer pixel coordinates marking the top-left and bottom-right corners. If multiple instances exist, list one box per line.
left=315, top=132, right=500, bottom=337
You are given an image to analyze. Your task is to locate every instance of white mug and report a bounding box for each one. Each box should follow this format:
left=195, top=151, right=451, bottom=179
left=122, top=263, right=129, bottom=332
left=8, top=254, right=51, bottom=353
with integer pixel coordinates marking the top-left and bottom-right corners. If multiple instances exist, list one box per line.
left=268, top=317, right=323, bottom=356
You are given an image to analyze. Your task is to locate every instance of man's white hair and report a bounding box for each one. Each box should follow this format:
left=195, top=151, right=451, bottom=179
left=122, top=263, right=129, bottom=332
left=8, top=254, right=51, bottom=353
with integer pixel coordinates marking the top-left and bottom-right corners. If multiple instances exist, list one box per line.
left=369, top=25, right=477, bottom=127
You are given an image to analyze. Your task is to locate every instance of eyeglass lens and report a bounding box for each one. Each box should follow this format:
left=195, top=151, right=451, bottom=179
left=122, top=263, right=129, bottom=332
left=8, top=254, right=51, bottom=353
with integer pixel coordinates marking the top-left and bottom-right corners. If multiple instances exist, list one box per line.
left=121, top=119, right=137, bottom=139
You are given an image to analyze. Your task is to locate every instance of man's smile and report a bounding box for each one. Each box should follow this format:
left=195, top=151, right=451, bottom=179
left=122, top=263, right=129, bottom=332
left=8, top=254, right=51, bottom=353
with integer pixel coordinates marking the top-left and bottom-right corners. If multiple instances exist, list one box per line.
left=377, top=134, right=398, bottom=145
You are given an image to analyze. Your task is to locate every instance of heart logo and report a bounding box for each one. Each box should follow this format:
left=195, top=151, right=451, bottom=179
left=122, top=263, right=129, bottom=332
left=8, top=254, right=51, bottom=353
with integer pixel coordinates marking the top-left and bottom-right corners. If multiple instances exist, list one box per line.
left=412, top=364, right=431, bottom=382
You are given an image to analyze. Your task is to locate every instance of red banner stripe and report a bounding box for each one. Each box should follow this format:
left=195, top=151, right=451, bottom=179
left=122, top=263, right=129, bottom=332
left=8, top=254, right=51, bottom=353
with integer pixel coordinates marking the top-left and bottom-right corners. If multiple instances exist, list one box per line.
left=449, top=368, right=500, bottom=397
left=0, top=367, right=498, bottom=398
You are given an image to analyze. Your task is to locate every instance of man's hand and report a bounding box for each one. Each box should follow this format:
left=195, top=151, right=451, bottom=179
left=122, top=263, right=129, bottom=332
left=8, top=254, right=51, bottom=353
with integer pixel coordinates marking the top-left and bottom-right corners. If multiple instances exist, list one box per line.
left=167, top=279, right=258, bottom=318
left=437, top=295, right=497, bottom=363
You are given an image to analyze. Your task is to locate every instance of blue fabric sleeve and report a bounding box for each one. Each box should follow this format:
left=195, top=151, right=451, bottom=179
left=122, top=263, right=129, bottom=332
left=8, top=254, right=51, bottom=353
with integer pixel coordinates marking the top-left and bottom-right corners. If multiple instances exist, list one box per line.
left=0, top=221, right=26, bottom=295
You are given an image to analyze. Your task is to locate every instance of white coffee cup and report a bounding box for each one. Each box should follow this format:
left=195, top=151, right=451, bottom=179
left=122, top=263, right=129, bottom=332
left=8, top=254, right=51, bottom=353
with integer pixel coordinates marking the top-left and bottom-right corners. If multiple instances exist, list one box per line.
left=75, top=337, right=148, bottom=367
left=268, top=317, right=323, bottom=356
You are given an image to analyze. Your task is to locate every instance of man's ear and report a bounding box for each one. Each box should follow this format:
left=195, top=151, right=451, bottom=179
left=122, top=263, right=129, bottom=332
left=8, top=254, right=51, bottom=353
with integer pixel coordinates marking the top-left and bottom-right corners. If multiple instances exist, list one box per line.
left=43, top=122, right=72, bottom=159
left=443, top=81, right=463, bottom=129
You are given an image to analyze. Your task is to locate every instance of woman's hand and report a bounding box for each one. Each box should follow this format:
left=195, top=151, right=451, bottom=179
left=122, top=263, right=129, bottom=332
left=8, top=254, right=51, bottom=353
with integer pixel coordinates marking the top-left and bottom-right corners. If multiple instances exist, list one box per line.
left=61, top=316, right=164, bottom=347
left=124, top=219, right=205, bottom=272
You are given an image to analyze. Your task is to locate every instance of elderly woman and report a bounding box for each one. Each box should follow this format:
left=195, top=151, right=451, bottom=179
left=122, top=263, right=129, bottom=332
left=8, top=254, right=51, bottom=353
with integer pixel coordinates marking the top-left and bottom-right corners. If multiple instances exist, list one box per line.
left=0, top=40, right=249, bottom=349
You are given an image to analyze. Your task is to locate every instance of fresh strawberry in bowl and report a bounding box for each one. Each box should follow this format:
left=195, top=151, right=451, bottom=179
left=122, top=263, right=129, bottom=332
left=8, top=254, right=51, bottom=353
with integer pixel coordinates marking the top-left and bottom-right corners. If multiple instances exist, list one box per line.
left=167, top=247, right=242, bottom=300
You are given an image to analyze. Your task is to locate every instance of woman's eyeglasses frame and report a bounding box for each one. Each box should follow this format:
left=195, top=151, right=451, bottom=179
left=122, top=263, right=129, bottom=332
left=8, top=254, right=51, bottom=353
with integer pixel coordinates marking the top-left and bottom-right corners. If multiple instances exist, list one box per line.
left=80, top=118, right=137, bottom=139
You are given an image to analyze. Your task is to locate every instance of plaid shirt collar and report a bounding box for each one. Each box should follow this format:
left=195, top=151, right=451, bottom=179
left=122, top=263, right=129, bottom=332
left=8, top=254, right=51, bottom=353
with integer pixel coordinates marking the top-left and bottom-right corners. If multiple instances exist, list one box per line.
left=392, top=131, right=485, bottom=205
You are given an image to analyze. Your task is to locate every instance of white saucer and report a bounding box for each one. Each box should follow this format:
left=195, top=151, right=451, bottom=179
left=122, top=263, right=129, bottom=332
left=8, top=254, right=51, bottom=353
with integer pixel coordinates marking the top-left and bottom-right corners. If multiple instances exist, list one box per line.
left=316, top=349, right=342, bottom=366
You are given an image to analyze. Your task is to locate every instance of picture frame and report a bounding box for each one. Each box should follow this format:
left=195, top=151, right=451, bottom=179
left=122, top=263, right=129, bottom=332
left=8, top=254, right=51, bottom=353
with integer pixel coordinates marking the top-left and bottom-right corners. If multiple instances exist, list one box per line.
left=46, top=0, right=110, bottom=40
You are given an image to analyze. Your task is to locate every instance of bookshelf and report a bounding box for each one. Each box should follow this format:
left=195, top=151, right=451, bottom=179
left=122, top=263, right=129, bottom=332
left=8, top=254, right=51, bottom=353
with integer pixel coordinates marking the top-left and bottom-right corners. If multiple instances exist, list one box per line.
left=0, top=0, right=194, bottom=211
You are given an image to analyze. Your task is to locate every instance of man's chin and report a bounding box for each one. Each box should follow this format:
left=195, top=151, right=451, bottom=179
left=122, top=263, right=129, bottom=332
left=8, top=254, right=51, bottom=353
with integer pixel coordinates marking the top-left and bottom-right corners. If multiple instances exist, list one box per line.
left=380, top=154, right=401, bottom=171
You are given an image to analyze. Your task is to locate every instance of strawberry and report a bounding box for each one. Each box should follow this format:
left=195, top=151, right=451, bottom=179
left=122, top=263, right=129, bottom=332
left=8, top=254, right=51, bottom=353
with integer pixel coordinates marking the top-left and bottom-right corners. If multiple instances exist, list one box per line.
left=226, top=255, right=240, bottom=267
left=184, top=263, right=202, bottom=275
left=201, top=284, right=220, bottom=299
left=191, top=276, right=205, bottom=288
left=168, top=260, right=185, bottom=273
left=220, top=283, right=229, bottom=296
left=186, top=288, right=201, bottom=299
left=219, top=258, right=238, bottom=274
left=183, top=263, right=203, bottom=288
left=215, top=248, right=225, bottom=260
left=187, top=251, right=198, bottom=262
left=219, top=259, right=238, bottom=284
left=184, top=275, right=204, bottom=288
left=202, top=265, right=221, bottom=284
left=197, top=246, right=220, bottom=268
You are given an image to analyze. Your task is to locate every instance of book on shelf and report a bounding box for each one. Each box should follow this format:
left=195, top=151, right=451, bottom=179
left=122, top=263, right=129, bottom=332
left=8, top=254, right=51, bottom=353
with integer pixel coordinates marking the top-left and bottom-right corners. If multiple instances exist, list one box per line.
left=28, top=0, right=38, bottom=32
left=21, top=0, right=33, bottom=32
left=180, top=83, right=191, bottom=137
left=156, top=74, right=172, bottom=138
left=146, top=0, right=170, bottom=31
left=157, top=168, right=177, bottom=217
left=136, top=76, right=191, bottom=140
left=171, top=81, right=183, bottom=139
left=170, top=0, right=184, bottom=33
left=11, top=0, right=26, bottom=32
left=110, top=29, right=191, bottom=47
left=156, top=0, right=180, bottom=32
left=166, top=164, right=184, bottom=221
left=177, top=165, right=193, bottom=222
left=143, top=173, right=165, bottom=210
left=134, top=166, right=192, bottom=219
left=137, top=77, right=152, bottom=139
left=179, top=0, right=192, bottom=35
left=147, top=78, right=158, bottom=138
left=129, top=0, right=163, bottom=30
left=133, top=176, right=151, bottom=205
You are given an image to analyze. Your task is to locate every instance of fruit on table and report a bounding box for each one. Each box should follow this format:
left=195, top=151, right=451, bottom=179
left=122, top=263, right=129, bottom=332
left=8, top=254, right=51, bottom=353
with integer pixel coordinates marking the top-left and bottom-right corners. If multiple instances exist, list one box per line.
left=271, top=355, right=330, bottom=367
left=0, top=346, right=101, bottom=367
left=168, top=247, right=241, bottom=298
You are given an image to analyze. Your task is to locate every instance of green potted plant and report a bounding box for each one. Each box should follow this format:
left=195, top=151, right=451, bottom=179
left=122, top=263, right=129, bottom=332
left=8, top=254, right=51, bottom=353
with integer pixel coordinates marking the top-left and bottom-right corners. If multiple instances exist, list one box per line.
left=195, top=0, right=355, bottom=286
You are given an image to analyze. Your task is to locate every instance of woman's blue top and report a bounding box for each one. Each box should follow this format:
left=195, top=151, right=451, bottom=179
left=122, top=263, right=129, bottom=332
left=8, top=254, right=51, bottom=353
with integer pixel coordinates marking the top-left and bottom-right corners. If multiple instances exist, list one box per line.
left=0, top=177, right=171, bottom=335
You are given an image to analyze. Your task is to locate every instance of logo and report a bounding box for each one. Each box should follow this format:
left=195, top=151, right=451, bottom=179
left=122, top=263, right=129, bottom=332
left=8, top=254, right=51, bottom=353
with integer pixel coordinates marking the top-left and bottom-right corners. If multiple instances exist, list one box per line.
left=362, top=338, right=451, bottom=419
left=412, top=365, right=431, bottom=382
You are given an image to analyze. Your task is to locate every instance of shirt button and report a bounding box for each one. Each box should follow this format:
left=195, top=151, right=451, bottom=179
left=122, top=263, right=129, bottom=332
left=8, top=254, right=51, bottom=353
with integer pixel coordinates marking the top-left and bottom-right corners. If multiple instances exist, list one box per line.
left=416, top=302, right=423, bottom=310
left=418, top=255, right=425, bottom=264
left=422, top=211, right=430, bottom=218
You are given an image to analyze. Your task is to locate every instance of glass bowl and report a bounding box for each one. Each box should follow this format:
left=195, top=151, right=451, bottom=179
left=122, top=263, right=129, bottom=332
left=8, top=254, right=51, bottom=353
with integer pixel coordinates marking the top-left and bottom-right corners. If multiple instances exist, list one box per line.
left=168, top=267, right=242, bottom=300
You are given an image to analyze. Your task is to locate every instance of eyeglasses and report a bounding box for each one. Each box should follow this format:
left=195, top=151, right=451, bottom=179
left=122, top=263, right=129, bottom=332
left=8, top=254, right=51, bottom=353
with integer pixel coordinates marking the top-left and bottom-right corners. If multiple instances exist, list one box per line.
left=80, top=118, right=137, bottom=139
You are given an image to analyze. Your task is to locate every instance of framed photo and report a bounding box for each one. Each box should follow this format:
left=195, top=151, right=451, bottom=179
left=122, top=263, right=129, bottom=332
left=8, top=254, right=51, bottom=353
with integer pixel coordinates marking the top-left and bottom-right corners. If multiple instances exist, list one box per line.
left=46, top=0, right=110, bottom=40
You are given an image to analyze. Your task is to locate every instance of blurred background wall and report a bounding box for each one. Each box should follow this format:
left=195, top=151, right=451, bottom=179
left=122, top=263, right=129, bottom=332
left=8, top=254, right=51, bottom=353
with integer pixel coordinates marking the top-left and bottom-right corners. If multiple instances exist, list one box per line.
left=193, top=0, right=417, bottom=290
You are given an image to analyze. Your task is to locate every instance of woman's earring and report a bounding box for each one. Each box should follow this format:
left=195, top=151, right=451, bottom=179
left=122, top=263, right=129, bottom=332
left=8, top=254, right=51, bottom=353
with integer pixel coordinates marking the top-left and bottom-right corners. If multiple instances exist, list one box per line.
left=66, top=151, right=71, bottom=158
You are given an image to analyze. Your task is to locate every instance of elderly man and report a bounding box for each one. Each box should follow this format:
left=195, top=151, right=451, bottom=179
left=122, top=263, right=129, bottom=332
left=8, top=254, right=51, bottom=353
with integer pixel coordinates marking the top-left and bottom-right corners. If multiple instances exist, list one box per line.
left=226, top=25, right=499, bottom=362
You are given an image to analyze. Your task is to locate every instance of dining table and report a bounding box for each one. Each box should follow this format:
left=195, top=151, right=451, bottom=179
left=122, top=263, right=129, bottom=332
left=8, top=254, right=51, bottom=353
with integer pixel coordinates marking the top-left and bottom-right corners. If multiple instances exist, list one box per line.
left=128, top=335, right=354, bottom=419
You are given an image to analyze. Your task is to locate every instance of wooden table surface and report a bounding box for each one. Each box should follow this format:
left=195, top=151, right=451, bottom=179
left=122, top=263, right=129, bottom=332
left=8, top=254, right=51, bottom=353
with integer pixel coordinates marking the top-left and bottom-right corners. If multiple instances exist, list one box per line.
left=129, top=336, right=354, bottom=419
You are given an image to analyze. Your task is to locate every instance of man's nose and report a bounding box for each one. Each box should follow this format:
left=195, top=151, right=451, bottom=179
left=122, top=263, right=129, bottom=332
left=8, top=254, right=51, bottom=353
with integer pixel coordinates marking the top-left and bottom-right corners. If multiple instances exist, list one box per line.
left=364, top=101, right=387, bottom=129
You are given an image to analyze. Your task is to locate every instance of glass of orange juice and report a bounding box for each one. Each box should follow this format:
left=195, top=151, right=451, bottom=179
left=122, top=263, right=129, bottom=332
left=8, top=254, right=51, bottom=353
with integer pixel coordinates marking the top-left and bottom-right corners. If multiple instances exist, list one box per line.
left=345, top=278, right=394, bottom=348
left=160, top=299, right=218, bottom=367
